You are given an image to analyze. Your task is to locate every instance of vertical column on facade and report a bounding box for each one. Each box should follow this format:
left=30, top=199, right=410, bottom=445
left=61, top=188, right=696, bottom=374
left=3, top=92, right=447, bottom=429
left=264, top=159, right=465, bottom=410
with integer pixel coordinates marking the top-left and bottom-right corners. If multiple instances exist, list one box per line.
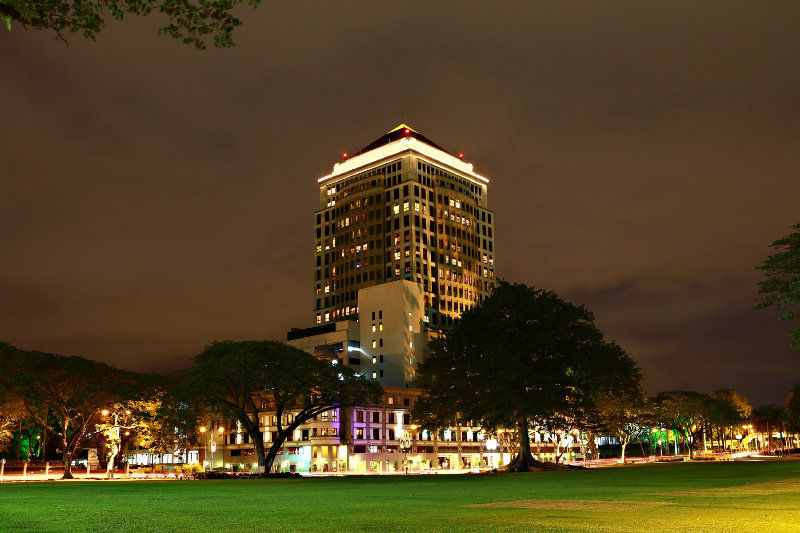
left=455, top=424, right=462, bottom=469
left=433, top=432, right=439, bottom=468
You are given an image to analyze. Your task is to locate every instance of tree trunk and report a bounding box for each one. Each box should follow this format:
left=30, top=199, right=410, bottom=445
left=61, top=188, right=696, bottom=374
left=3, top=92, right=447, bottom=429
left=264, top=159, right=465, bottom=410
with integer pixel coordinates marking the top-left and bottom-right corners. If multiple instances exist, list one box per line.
left=264, top=432, right=290, bottom=473
left=587, top=430, right=598, bottom=460
left=620, top=441, right=627, bottom=464
left=253, top=431, right=266, bottom=467
left=62, top=449, right=74, bottom=479
left=504, top=418, right=539, bottom=472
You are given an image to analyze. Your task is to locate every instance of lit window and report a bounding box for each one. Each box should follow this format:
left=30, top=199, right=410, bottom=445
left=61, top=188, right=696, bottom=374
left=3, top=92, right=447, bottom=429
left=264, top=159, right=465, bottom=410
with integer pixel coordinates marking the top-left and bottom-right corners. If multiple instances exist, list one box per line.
left=403, top=201, right=409, bottom=212
left=408, top=325, right=412, bottom=331
left=379, top=323, right=383, bottom=331
left=393, top=205, right=400, bottom=215
left=414, top=201, right=420, bottom=212
left=372, top=340, right=377, bottom=349
left=372, top=324, right=376, bottom=332
left=372, top=372, right=377, bottom=379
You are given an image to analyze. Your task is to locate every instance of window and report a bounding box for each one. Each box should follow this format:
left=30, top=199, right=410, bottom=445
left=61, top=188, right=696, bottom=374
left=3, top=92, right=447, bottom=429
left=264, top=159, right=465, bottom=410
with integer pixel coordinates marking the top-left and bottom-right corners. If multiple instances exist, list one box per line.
left=356, top=428, right=364, bottom=439
left=372, top=411, right=380, bottom=423
left=356, top=411, right=364, bottom=423
left=372, top=428, right=380, bottom=439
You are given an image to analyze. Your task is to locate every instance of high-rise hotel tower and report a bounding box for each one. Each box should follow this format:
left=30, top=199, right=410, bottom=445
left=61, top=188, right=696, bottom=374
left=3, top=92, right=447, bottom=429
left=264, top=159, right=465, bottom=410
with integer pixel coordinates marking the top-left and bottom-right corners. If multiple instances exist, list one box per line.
left=313, top=125, right=496, bottom=330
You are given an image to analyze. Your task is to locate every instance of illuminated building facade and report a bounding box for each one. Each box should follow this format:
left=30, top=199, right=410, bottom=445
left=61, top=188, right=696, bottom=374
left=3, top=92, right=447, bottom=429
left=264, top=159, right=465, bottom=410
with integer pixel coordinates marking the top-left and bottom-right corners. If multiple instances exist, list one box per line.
left=313, top=125, right=496, bottom=330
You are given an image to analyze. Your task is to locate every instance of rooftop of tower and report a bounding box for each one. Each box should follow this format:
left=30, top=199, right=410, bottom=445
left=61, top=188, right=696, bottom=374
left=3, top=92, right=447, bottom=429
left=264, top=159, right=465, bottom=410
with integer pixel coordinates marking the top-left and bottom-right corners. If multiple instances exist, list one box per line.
left=318, top=124, right=489, bottom=184
left=349, top=124, right=454, bottom=158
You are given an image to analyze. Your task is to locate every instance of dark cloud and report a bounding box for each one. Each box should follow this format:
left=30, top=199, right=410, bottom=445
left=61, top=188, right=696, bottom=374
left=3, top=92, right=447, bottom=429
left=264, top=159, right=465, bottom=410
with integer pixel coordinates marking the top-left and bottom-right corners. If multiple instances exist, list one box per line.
left=1, top=1, right=799, bottom=405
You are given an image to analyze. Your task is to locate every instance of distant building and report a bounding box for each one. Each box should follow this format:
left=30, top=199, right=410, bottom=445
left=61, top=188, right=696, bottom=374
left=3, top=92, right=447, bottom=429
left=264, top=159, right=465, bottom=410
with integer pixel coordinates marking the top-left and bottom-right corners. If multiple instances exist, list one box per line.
left=196, top=126, right=527, bottom=473
left=289, top=280, right=424, bottom=387
left=313, top=124, right=496, bottom=330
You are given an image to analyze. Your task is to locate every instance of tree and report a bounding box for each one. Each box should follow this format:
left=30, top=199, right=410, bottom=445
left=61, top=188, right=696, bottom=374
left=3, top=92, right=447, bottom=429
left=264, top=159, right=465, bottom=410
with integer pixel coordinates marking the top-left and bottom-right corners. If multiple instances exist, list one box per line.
left=653, top=391, right=710, bottom=459
left=595, top=393, right=650, bottom=463
left=756, top=223, right=800, bottom=349
left=0, top=343, right=149, bottom=478
left=708, top=389, right=751, bottom=451
left=177, top=340, right=383, bottom=472
left=787, top=382, right=800, bottom=435
left=0, top=0, right=259, bottom=48
left=0, top=391, right=27, bottom=454
left=413, top=281, right=641, bottom=472
left=753, top=404, right=785, bottom=452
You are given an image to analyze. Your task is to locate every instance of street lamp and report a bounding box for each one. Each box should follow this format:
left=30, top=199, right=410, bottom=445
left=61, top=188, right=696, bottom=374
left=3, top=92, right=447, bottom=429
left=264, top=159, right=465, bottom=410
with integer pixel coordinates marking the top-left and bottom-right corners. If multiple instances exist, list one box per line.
left=398, top=426, right=414, bottom=474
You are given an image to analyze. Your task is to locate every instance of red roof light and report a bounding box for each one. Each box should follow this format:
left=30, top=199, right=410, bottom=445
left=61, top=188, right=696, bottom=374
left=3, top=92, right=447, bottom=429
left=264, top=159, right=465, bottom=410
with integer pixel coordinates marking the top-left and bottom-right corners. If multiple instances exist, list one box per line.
left=342, top=152, right=348, bottom=158
left=404, top=129, right=410, bottom=135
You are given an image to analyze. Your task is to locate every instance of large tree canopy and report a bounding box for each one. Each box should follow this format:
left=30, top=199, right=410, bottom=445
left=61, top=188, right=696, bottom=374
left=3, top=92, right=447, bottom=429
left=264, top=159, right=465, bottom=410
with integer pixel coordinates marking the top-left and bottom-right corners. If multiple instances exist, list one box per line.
left=757, top=222, right=800, bottom=349
left=413, top=281, right=641, bottom=471
left=1, top=0, right=259, bottom=48
left=0, top=342, right=154, bottom=478
left=176, top=340, right=383, bottom=472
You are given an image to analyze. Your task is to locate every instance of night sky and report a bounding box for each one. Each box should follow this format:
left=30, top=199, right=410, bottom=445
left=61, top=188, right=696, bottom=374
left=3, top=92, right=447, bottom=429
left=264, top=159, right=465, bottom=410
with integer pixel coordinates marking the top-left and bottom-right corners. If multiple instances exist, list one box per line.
left=2, top=2, right=799, bottom=405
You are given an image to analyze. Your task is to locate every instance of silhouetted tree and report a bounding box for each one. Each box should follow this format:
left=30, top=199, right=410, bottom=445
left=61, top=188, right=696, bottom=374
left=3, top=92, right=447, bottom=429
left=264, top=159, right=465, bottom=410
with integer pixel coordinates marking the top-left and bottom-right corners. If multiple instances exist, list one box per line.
left=0, top=343, right=149, bottom=478
left=176, top=340, right=383, bottom=472
left=787, top=382, right=800, bottom=435
left=756, top=222, right=800, bottom=349
left=753, top=404, right=785, bottom=452
left=0, top=0, right=259, bottom=48
left=708, top=389, right=751, bottom=450
left=413, top=281, right=640, bottom=471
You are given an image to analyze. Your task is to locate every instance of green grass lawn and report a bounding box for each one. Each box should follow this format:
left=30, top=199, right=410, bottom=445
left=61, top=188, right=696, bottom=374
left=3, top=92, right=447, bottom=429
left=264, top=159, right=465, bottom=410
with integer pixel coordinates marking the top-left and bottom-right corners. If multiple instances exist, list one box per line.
left=1, top=461, right=799, bottom=532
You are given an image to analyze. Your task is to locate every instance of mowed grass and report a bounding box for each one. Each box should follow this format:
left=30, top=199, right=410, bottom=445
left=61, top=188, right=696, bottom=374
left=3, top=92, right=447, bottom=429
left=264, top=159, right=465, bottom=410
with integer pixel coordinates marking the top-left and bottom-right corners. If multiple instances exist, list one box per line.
left=1, top=461, right=799, bottom=532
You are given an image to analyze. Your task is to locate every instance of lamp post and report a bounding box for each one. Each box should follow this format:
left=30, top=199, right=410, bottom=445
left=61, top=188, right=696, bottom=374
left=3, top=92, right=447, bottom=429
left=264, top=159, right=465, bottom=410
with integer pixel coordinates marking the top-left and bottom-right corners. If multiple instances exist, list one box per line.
left=199, top=427, right=209, bottom=470
left=398, top=426, right=415, bottom=474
